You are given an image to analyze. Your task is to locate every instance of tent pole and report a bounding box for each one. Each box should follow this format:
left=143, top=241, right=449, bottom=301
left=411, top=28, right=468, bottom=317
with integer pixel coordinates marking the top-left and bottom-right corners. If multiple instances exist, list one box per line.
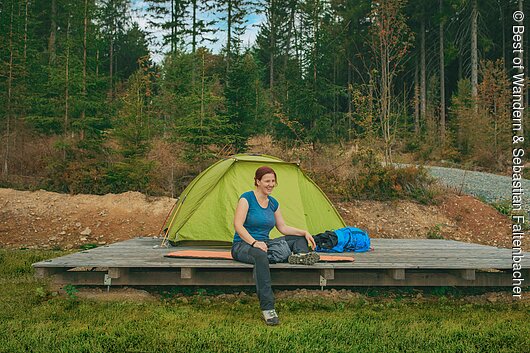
left=161, top=195, right=187, bottom=247
left=158, top=197, right=179, bottom=247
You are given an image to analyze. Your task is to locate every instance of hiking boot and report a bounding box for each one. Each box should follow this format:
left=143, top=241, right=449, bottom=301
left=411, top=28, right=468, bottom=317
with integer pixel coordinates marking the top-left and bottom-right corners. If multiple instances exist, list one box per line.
left=262, top=309, right=280, bottom=326
left=288, top=252, right=320, bottom=265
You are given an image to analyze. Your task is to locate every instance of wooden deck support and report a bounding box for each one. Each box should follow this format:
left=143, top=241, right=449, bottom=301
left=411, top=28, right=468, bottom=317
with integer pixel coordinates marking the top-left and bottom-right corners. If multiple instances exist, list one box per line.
left=459, top=269, right=476, bottom=281
left=320, top=268, right=335, bottom=280
left=388, top=269, right=406, bottom=280
left=180, top=267, right=194, bottom=279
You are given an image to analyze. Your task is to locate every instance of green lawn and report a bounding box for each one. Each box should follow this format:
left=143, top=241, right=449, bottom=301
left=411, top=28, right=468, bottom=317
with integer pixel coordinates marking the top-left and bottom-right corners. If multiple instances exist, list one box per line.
left=0, top=249, right=528, bottom=353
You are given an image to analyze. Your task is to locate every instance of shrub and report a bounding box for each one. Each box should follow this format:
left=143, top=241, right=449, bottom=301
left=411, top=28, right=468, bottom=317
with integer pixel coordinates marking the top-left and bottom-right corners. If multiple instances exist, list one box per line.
left=426, top=225, right=444, bottom=239
left=346, top=148, right=436, bottom=203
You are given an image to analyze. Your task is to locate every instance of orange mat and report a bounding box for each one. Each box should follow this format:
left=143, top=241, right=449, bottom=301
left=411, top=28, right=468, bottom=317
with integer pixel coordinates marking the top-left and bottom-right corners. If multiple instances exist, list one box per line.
left=165, top=250, right=354, bottom=262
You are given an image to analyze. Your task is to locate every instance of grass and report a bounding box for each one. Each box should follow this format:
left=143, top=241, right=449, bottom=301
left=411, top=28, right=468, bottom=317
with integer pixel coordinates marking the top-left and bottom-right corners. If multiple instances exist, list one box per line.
left=426, top=224, right=444, bottom=239
left=0, top=249, right=529, bottom=353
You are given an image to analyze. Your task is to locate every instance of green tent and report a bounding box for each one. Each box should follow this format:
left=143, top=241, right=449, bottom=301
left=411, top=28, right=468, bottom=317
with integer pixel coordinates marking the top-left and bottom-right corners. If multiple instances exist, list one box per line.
left=165, top=154, right=346, bottom=245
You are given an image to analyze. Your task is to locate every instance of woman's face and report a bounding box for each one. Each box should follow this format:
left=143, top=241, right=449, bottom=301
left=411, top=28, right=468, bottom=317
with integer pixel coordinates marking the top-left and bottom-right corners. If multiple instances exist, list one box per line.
left=257, top=173, right=276, bottom=195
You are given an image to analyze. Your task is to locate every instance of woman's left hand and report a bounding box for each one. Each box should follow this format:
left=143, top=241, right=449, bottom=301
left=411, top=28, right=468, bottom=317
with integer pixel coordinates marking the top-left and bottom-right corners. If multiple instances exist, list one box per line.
left=304, top=231, right=316, bottom=250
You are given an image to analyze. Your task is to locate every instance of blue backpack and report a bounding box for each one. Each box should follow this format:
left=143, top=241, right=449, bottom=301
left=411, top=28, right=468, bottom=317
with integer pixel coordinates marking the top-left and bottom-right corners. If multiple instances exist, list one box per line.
left=316, top=227, right=371, bottom=253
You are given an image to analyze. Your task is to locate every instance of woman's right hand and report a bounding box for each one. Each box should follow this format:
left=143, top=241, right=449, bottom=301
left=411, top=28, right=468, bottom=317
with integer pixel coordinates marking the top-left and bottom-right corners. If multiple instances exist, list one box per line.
left=254, top=241, right=268, bottom=252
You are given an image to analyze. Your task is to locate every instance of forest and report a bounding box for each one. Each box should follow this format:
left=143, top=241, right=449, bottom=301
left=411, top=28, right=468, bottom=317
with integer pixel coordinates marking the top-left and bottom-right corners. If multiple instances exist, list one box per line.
left=0, top=0, right=528, bottom=197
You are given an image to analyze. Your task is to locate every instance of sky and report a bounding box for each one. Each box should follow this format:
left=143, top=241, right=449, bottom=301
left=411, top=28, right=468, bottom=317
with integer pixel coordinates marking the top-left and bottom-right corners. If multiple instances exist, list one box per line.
left=130, top=0, right=265, bottom=63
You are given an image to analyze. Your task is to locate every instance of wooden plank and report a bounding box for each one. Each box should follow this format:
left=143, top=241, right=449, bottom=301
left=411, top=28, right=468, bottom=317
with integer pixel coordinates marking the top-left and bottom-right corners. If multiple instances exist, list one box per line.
left=34, top=257, right=521, bottom=270
left=43, top=268, right=521, bottom=287
left=35, top=250, right=521, bottom=262
left=36, top=240, right=509, bottom=253
left=35, top=249, right=519, bottom=260
left=34, top=259, right=521, bottom=270
left=32, top=237, right=530, bottom=275
left=72, top=238, right=506, bottom=251
left=34, top=267, right=67, bottom=278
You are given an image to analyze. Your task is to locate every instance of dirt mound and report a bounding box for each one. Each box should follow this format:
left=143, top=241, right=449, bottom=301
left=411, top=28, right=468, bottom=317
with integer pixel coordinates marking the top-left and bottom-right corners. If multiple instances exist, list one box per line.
left=75, top=287, right=157, bottom=302
left=338, top=193, right=514, bottom=249
left=0, top=188, right=517, bottom=250
left=0, top=188, right=175, bottom=249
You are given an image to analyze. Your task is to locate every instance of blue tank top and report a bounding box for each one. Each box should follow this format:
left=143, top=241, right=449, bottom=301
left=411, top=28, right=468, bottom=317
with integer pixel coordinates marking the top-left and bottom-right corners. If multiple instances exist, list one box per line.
left=233, top=191, right=279, bottom=243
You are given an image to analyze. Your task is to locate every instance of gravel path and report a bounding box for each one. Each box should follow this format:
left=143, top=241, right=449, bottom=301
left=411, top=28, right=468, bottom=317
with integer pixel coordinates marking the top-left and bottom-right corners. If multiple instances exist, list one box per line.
left=398, top=164, right=529, bottom=209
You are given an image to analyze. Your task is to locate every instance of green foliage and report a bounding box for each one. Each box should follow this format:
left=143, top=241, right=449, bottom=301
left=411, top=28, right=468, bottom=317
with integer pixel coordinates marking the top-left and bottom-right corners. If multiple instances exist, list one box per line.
left=79, top=244, right=98, bottom=250
left=158, top=50, right=237, bottom=159
left=347, top=149, right=436, bottom=202
left=225, top=53, right=267, bottom=151
left=105, top=158, right=156, bottom=193
left=489, top=200, right=512, bottom=217
left=426, top=224, right=444, bottom=239
left=35, top=286, right=47, bottom=299
left=449, top=61, right=512, bottom=170
left=64, top=284, right=79, bottom=301
left=1, top=0, right=525, bottom=194
left=430, top=286, right=451, bottom=297
left=113, top=62, right=155, bottom=158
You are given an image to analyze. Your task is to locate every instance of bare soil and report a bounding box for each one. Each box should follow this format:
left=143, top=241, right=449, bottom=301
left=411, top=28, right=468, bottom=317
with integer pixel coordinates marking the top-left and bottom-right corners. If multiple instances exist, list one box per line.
left=338, top=193, right=515, bottom=249
left=0, top=187, right=517, bottom=250
left=66, top=287, right=529, bottom=304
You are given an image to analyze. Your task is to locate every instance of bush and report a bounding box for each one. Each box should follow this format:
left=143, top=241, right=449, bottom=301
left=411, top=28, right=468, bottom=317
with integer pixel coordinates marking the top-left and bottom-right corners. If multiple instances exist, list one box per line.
left=346, top=149, right=436, bottom=203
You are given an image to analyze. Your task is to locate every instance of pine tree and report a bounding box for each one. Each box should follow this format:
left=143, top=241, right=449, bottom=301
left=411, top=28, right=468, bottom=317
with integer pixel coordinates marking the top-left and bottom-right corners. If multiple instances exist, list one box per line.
left=225, top=53, right=265, bottom=151
left=106, top=57, right=156, bottom=192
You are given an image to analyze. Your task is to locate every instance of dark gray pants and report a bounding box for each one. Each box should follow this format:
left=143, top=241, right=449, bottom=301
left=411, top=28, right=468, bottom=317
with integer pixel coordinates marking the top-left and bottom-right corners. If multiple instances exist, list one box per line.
left=231, top=235, right=309, bottom=310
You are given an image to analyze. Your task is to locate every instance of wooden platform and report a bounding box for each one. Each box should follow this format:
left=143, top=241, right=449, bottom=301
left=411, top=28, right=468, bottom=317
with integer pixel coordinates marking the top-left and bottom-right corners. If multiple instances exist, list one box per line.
left=33, top=237, right=530, bottom=287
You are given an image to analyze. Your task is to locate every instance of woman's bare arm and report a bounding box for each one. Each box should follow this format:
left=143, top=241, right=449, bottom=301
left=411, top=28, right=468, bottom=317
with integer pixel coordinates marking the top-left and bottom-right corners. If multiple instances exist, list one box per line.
left=274, top=206, right=316, bottom=249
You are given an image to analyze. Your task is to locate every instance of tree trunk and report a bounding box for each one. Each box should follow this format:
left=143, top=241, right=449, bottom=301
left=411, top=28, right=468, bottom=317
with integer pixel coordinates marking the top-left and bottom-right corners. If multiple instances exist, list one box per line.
left=255, top=79, right=259, bottom=122
left=109, top=38, right=114, bottom=98
left=171, top=0, right=175, bottom=53
left=312, top=1, right=318, bottom=86
left=347, top=59, right=352, bottom=139
left=227, top=0, right=232, bottom=71
left=65, top=14, right=71, bottom=141
left=368, top=73, right=373, bottom=124
left=23, top=0, right=29, bottom=62
left=81, top=0, right=88, bottom=139
left=285, top=1, right=296, bottom=69
left=48, top=0, right=57, bottom=65
left=192, top=0, right=197, bottom=53
left=500, top=1, right=506, bottom=71
left=333, top=57, right=337, bottom=138
left=269, top=0, right=275, bottom=93
left=191, top=0, right=197, bottom=87
left=108, top=1, right=116, bottom=99
left=458, top=53, right=462, bottom=80
left=414, top=59, right=420, bottom=135
left=4, top=3, right=15, bottom=176
left=439, top=0, right=445, bottom=143
left=420, top=17, right=426, bottom=125
left=294, top=9, right=302, bottom=77
left=471, top=0, right=478, bottom=108
left=381, top=44, right=392, bottom=163
left=200, top=52, right=205, bottom=154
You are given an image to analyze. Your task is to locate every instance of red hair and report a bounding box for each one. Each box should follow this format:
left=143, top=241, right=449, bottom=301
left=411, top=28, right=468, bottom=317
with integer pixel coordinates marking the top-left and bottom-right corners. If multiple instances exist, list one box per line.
left=254, top=166, right=277, bottom=186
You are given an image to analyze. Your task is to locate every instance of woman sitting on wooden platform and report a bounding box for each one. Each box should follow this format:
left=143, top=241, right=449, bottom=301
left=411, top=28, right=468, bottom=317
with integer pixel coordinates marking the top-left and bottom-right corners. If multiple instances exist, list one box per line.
left=231, top=166, right=319, bottom=326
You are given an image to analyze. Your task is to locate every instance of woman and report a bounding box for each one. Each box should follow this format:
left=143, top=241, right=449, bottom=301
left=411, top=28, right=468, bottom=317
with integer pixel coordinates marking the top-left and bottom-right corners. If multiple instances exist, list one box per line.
left=231, top=166, right=320, bottom=326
